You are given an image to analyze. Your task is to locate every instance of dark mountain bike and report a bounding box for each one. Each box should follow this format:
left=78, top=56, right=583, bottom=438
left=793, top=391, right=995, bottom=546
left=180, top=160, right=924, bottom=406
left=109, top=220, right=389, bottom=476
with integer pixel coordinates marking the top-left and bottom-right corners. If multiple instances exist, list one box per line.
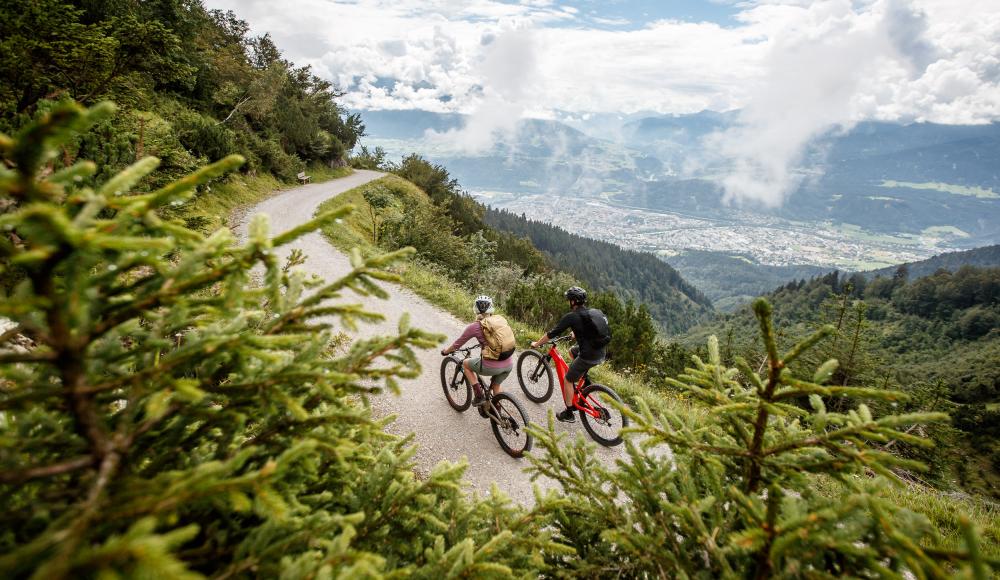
left=440, top=345, right=533, bottom=458
left=516, top=335, right=628, bottom=447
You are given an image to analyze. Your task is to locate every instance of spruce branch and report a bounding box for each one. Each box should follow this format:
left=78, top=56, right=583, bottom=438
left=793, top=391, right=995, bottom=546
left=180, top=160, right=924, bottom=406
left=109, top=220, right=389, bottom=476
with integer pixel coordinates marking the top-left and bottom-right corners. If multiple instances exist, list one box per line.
left=0, top=455, right=95, bottom=484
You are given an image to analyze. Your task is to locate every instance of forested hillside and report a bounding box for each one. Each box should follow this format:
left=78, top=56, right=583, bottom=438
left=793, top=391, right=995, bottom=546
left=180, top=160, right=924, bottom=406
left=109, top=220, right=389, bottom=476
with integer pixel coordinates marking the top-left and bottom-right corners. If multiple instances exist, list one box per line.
left=0, top=0, right=363, bottom=219
left=683, top=265, right=1000, bottom=497
left=485, top=207, right=713, bottom=333
left=866, top=244, right=1000, bottom=279
left=664, top=249, right=831, bottom=311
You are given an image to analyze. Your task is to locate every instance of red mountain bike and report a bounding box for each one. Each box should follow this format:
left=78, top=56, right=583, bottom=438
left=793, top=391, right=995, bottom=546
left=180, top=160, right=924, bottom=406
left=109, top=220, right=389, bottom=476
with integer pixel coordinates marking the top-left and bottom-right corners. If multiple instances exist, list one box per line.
left=516, top=336, right=628, bottom=447
left=440, top=344, right=533, bottom=458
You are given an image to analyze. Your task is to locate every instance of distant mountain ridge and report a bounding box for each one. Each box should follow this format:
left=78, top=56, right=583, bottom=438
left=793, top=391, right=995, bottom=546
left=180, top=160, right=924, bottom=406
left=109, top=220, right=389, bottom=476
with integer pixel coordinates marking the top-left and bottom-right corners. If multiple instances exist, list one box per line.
left=357, top=108, right=1000, bottom=247
left=663, top=250, right=832, bottom=312
left=666, top=244, right=1000, bottom=313
left=358, top=109, right=464, bottom=139
left=864, top=244, right=1000, bottom=279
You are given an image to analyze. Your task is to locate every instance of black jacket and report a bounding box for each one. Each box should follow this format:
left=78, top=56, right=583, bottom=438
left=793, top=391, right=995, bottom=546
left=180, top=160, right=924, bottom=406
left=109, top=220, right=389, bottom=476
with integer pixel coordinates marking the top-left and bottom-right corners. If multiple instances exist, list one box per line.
left=547, top=308, right=608, bottom=362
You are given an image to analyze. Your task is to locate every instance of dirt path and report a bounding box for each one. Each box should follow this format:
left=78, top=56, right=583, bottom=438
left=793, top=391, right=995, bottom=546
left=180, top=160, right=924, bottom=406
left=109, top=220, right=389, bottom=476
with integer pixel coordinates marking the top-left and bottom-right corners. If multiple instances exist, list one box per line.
left=235, top=170, right=638, bottom=506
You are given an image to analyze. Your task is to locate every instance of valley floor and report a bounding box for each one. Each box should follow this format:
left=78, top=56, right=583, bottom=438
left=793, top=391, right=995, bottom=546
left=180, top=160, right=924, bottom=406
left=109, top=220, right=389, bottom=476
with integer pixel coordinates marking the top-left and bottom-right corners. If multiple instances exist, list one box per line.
left=478, top=191, right=962, bottom=271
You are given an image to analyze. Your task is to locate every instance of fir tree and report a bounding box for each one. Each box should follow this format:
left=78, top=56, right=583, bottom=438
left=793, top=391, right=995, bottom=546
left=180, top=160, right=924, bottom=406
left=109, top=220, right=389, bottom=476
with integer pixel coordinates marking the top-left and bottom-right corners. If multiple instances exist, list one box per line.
left=528, top=298, right=994, bottom=578
left=0, top=102, right=561, bottom=577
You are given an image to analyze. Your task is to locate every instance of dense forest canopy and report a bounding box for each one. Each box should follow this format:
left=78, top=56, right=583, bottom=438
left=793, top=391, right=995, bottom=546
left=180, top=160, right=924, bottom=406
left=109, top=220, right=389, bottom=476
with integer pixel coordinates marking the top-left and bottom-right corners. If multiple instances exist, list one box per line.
left=683, top=264, right=1000, bottom=497
left=0, top=0, right=364, bottom=185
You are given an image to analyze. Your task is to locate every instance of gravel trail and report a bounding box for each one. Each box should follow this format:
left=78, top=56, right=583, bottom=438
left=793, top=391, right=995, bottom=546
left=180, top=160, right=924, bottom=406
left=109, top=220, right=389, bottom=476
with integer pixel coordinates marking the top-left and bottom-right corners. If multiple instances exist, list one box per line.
left=235, top=170, right=634, bottom=506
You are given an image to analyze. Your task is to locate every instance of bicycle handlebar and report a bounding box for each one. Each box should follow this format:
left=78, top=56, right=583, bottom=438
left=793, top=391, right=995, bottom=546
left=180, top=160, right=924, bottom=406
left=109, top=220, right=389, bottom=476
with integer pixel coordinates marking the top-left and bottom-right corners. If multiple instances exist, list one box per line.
left=444, top=344, right=481, bottom=356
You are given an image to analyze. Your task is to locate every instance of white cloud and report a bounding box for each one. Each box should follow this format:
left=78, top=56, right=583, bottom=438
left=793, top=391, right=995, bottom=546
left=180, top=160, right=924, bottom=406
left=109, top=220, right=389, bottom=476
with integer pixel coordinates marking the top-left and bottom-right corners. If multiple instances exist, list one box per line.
left=204, top=0, right=1000, bottom=204
left=204, top=0, right=999, bottom=120
left=426, top=27, right=540, bottom=153
left=708, top=0, right=1000, bottom=206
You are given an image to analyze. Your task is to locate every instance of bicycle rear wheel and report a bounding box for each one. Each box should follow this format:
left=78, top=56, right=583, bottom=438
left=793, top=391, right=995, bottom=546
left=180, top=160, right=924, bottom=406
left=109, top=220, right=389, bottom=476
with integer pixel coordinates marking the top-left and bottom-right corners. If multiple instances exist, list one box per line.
left=489, top=393, right=533, bottom=458
left=440, top=357, right=471, bottom=411
left=579, top=384, right=628, bottom=447
left=516, top=350, right=554, bottom=403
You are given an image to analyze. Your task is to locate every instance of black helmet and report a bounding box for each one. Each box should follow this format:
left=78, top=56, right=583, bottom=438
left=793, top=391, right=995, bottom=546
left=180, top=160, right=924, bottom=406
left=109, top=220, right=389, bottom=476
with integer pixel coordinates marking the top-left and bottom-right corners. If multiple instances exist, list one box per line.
left=564, top=286, right=587, bottom=305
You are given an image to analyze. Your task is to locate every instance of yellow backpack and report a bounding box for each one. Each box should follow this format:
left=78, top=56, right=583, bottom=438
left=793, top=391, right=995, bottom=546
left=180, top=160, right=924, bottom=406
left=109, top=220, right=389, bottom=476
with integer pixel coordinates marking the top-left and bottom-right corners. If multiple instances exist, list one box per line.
left=480, top=315, right=516, bottom=360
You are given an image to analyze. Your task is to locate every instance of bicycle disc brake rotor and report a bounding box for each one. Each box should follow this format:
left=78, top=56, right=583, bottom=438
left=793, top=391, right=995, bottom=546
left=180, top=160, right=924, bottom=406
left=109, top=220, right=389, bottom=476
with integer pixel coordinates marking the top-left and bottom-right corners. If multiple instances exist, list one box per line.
left=495, top=406, right=516, bottom=433
left=589, top=400, right=611, bottom=425
left=503, top=415, right=518, bottom=433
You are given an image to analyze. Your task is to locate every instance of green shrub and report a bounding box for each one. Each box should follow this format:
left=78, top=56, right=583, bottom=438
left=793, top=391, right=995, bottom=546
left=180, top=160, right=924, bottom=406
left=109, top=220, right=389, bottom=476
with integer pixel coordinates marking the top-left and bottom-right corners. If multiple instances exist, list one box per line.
left=529, top=299, right=995, bottom=577
left=0, top=102, right=559, bottom=578
left=173, top=108, right=237, bottom=163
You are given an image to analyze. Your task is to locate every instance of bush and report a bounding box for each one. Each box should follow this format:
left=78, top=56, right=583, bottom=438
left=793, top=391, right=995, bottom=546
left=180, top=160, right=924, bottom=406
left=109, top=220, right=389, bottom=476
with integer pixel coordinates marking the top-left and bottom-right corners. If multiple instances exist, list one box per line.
left=254, top=135, right=303, bottom=181
left=959, top=305, right=1000, bottom=339
left=528, top=299, right=994, bottom=577
left=173, top=107, right=237, bottom=162
left=0, top=102, right=559, bottom=578
left=504, top=272, right=578, bottom=330
left=380, top=193, right=470, bottom=274
left=350, top=145, right=388, bottom=170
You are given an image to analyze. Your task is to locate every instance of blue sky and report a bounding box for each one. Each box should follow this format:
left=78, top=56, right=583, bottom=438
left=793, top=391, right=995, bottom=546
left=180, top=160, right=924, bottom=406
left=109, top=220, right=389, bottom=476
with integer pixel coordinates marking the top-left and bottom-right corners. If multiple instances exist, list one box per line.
left=552, top=0, right=742, bottom=28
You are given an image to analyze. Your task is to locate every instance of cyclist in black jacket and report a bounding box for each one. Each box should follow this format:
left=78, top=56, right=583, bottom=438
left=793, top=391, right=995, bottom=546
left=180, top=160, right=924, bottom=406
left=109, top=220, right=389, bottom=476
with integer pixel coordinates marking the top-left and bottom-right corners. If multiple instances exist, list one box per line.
left=531, top=286, right=609, bottom=423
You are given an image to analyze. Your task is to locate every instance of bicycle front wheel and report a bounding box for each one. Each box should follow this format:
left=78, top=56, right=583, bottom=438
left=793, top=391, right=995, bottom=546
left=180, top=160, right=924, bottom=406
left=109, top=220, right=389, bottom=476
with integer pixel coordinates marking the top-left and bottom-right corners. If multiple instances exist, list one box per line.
left=489, top=393, right=533, bottom=458
left=516, top=350, right=554, bottom=403
left=440, top=357, right=471, bottom=412
left=579, top=384, right=628, bottom=447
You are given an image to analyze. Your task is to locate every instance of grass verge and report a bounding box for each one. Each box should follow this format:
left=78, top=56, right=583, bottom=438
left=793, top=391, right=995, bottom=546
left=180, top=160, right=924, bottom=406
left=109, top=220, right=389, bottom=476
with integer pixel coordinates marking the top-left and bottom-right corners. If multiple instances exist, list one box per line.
left=189, top=164, right=353, bottom=229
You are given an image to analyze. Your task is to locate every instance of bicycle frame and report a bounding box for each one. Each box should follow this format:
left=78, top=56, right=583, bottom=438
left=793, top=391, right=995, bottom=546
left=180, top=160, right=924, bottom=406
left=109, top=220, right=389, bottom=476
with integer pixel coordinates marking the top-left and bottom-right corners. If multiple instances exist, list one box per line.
left=448, top=346, right=503, bottom=420
left=542, top=341, right=603, bottom=419
left=442, top=346, right=533, bottom=457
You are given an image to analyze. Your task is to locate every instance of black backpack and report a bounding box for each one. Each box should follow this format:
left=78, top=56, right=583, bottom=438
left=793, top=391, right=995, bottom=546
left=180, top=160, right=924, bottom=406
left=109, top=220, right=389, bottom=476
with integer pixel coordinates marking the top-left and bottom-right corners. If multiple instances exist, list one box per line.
left=581, top=308, right=612, bottom=348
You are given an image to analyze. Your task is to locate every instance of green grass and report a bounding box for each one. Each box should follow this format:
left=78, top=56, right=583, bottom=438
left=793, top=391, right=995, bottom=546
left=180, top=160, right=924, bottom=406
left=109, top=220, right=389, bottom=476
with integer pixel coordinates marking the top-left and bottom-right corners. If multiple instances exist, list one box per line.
left=813, top=475, right=1000, bottom=558
left=315, top=173, right=999, bottom=558
left=881, top=180, right=1000, bottom=199
left=825, top=222, right=922, bottom=246
left=922, top=225, right=971, bottom=238
left=890, top=487, right=1000, bottom=556
left=187, top=164, right=353, bottom=230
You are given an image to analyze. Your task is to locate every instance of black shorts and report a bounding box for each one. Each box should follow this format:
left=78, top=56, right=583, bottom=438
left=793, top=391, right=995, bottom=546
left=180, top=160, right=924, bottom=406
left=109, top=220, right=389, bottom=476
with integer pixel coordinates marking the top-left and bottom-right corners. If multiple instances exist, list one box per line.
left=566, top=348, right=602, bottom=384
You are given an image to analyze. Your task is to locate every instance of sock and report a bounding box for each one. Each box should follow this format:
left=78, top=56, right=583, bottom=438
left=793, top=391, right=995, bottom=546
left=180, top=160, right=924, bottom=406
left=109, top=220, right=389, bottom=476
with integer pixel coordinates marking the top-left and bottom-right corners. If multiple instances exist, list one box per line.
left=472, top=382, right=484, bottom=397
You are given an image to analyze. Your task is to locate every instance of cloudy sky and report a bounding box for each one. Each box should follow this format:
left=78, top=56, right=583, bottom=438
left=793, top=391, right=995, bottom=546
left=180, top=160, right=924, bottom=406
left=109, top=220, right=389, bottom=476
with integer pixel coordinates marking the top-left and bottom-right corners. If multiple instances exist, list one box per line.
left=203, top=0, right=1000, bottom=205
left=204, top=0, right=999, bottom=122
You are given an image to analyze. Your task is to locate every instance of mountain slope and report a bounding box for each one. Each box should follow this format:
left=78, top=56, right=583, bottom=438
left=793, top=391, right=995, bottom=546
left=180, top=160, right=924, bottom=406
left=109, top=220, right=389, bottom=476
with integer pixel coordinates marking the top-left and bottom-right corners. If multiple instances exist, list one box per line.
left=865, top=244, right=1000, bottom=279
left=485, top=207, right=713, bottom=333
left=664, top=250, right=832, bottom=311
left=680, top=267, right=1000, bottom=497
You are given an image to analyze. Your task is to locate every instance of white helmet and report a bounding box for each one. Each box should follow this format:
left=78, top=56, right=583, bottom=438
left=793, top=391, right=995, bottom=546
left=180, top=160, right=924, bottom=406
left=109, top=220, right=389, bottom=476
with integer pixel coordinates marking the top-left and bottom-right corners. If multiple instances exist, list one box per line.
left=474, top=295, right=494, bottom=315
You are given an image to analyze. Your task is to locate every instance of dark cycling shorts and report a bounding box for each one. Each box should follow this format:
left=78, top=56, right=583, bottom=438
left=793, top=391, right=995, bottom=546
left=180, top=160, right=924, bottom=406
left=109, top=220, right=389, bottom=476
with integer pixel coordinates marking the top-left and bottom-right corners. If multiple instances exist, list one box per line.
left=566, top=345, right=602, bottom=384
